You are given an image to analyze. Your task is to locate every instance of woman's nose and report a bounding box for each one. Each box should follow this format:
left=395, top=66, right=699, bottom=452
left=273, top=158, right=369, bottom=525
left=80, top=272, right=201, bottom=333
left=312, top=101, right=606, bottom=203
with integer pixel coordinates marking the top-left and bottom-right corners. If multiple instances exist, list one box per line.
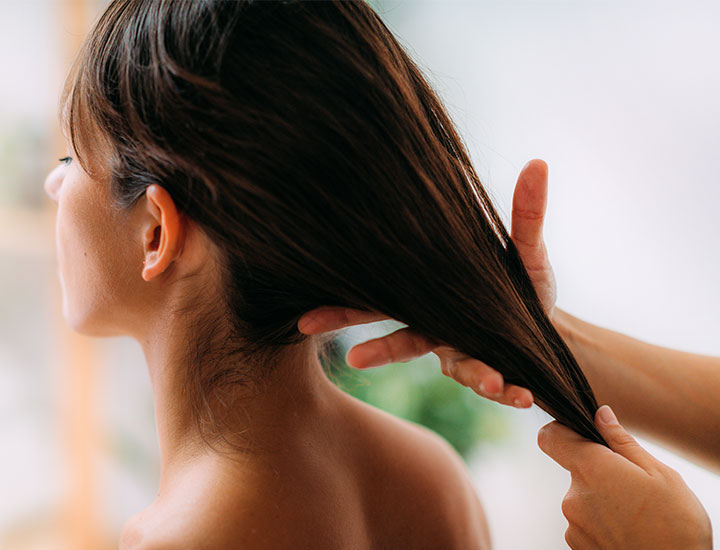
left=44, top=165, right=63, bottom=202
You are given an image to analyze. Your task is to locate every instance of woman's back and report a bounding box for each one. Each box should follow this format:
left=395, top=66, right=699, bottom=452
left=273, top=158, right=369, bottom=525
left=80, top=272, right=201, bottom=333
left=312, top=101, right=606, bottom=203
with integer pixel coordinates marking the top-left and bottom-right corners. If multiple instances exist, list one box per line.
left=120, top=390, right=490, bottom=550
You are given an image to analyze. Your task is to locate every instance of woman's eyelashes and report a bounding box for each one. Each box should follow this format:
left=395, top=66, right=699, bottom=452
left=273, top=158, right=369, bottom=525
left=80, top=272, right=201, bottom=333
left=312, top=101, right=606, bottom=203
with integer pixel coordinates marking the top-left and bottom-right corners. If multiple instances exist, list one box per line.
left=58, top=156, right=72, bottom=165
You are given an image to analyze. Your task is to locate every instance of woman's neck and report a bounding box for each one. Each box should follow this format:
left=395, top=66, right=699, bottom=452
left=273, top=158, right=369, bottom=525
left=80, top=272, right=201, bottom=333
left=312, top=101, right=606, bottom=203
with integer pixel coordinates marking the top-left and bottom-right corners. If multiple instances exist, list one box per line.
left=137, top=312, right=344, bottom=495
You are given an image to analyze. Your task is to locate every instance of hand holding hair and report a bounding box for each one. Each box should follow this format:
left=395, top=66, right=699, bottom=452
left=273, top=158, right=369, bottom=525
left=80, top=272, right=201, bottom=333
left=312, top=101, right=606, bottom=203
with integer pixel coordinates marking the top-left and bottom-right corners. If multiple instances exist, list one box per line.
left=298, top=159, right=553, bottom=409
left=538, top=405, right=712, bottom=550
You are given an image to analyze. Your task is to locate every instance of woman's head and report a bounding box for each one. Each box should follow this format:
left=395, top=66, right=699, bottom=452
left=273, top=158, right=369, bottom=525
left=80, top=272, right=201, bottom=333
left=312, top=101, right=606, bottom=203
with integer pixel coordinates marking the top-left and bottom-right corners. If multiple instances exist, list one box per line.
left=44, top=149, right=215, bottom=338
left=51, top=0, right=607, bottom=446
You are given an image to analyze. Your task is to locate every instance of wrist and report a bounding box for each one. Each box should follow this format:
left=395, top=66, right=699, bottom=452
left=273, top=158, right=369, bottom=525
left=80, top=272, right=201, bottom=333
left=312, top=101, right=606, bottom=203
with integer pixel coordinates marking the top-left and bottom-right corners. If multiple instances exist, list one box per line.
left=550, top=307, right=573, bottom=343
left=551, top=307, right=598, bottom=380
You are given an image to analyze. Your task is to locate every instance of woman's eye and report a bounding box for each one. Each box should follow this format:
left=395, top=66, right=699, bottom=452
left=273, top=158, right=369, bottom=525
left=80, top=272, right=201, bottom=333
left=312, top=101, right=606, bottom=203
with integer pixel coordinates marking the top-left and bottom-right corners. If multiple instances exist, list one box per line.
left=58, top=156, right=72, bottom=165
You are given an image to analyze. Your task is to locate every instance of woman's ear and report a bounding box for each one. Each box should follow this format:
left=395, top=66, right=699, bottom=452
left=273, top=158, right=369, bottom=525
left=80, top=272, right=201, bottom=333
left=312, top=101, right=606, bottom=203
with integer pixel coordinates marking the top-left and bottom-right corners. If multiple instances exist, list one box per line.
left=141, top=184, right=185, bottom=282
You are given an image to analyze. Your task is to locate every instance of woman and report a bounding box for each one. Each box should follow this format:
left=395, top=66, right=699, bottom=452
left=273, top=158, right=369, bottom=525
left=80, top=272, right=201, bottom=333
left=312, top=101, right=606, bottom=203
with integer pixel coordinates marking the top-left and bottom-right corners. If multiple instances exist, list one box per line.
left=300, top=160, right=715, bottom=548
left=44, top=0, right=606, bottom=547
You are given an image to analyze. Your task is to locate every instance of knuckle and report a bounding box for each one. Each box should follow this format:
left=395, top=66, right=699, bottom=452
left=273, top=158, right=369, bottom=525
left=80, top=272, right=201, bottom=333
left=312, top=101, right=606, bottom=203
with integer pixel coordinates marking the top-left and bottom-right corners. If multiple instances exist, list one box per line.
left=451, top=359, right=473, bottom=382
left=452, top=365, right=469, bottom=386
left=512, top=207, right=544, bottom=221
left=458, top=368, right=475, bottom=388
left=475, top=372, right=490, bottom=392
left=536, top=423, right=553, bottom=451
left=457, top=357, right=494, bottom=384
left=611, top=431, right=637, bottom=449
left=440, top=360, right=449, bottom=376
left=409, top=331, right=432, bottom=358
left=433, top=345, right=454, bottom=357
left=380, top=334, right=399, bottom=363
left=338, top=308, right=351, bottom=326
left=564, top=528, right=579, bottom=549
left=512, top=234, right=542, bottom=251
left=660, top=465, right=684, bottom=485
left=440, top=358, right=455, bottom=378
left=560, top=493, right=576, bottom=518
left=396, top=329, right=418, bottom=361
left=394, top=328, right=434, bottom=362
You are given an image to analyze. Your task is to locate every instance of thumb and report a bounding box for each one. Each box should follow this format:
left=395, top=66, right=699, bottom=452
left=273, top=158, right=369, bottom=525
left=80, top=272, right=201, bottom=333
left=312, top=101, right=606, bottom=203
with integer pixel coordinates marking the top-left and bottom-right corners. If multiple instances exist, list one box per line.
left=511, top=159, right=548, bottom=256
left=595, top=405, right=658, bottom=471
left=510, top=159, right=557, bottom=314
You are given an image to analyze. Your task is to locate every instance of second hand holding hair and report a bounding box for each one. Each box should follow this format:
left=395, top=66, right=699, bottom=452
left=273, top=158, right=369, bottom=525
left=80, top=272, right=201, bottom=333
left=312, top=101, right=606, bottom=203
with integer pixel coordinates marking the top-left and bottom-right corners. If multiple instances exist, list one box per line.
left=298, top=158, right=714, bottom=550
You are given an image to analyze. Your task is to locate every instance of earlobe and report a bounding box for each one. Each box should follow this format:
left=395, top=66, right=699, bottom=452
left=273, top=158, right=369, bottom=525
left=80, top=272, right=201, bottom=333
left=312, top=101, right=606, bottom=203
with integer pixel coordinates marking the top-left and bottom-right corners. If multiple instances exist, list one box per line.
left=141, top=184, right=185, bottom=282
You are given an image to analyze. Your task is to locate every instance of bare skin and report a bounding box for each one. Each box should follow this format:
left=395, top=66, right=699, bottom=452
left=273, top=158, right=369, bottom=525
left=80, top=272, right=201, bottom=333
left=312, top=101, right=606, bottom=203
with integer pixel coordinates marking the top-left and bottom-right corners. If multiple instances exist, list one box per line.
left=299, top=159, right=714, bottom=549
left=538, top=407, right=711, bottom=550
left=44, top=143, right=490, bottom=549
left=551, top=309, right=720, bottom=472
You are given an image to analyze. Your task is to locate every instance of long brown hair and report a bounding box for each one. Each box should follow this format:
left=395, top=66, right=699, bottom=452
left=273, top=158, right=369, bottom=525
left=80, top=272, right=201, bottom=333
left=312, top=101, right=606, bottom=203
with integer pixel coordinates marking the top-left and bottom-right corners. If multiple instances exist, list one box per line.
left=64, top=0, right=606, bottom=446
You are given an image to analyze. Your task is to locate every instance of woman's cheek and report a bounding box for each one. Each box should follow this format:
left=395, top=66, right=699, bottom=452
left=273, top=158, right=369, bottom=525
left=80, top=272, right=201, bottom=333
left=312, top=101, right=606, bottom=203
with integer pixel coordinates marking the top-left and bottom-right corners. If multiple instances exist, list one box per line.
left=54, top=207, right=72, bottom=315
left=54, top=193, right=91, bottom=319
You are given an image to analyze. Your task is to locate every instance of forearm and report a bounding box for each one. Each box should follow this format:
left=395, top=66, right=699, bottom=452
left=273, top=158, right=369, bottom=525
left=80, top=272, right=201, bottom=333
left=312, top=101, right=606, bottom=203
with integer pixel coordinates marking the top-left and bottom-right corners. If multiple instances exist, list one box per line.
left=553, top=308, right=720, bottom=472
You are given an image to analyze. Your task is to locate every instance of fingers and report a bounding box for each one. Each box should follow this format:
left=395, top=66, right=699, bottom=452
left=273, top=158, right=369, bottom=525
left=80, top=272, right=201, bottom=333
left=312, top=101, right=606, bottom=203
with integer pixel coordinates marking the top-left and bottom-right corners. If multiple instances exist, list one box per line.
left=298, top=307, right=537, bottom=410
left=345, top=326, right=438, bottom=368
left=298, top=306, right=389, bottom=334
left=346, top=329, right=534, bottom=409
left=511, top=159, right=548, bottom=249
left=441, top=355, right=503, bottom=393
left=539, top=409, right=661, bottom=477
left=537, top=421, right=600, bottom=472
left=440, top=356, right=534, bottom=408
left=595, top=405, right=658, bottom=471
left=501, top=385, right=534, bottom=409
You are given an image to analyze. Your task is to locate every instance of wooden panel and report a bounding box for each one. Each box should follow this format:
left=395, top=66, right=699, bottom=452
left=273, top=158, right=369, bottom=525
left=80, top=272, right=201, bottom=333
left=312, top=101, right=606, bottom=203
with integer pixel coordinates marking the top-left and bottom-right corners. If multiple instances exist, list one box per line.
left=54, top=1, right=107, bottom=548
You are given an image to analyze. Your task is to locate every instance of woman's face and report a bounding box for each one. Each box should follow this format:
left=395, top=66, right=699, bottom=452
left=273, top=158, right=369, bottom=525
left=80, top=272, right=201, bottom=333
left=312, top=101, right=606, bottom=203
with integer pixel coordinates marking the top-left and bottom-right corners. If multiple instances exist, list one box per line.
left=43, top=143, right=146, bottom=336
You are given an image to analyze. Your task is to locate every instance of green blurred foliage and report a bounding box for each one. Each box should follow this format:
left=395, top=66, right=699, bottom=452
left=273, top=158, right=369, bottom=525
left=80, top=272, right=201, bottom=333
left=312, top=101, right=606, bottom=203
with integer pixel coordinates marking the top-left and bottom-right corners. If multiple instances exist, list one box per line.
left=321, top=331, right=509, bottom=460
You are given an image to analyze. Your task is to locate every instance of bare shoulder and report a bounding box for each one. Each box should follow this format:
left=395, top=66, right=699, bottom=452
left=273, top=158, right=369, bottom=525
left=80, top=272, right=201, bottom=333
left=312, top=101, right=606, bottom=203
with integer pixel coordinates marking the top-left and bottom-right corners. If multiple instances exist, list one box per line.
left=119, top=504, right=248, bottom=550
left=342, top=395, right=492, bottom=550
left=117, top=481, right=249, bottom=550
left=118, top=509, right=193, bottom=550
left=119, top=396, right=492, bottom=550
left=117, top=451, right=365, bottom=550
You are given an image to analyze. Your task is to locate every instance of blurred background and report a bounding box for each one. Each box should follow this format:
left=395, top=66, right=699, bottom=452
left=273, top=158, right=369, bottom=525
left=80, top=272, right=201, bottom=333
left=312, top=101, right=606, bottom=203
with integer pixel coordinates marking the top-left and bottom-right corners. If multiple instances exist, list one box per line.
left=1, top=0, right=719, bottom=548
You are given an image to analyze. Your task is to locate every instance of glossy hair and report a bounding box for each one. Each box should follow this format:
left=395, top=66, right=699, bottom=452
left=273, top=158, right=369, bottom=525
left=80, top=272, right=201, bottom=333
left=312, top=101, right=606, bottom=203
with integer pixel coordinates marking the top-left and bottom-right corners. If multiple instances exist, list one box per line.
left=63, top=0, right=607, bottom=446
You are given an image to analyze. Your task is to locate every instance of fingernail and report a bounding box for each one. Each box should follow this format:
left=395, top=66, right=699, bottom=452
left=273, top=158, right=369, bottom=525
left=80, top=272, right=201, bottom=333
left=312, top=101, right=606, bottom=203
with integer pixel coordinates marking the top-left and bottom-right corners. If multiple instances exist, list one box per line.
left=478, top=382, right=486, bottom=394
left=597, top=405, right=618, bottom=426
